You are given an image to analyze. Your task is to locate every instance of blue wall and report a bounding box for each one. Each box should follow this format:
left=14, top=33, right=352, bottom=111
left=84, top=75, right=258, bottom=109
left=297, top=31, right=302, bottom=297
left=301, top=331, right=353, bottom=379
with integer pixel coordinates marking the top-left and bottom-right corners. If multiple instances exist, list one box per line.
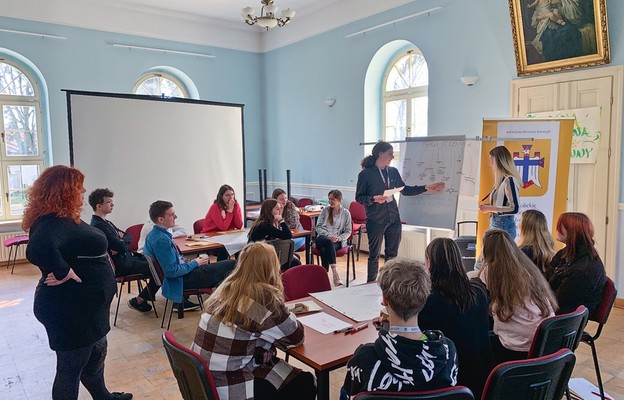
left=0, top=0, right=622, bottom=190
left=263, top=0, right=624, bottom=190
left=0, top=16, right=265, bottom=180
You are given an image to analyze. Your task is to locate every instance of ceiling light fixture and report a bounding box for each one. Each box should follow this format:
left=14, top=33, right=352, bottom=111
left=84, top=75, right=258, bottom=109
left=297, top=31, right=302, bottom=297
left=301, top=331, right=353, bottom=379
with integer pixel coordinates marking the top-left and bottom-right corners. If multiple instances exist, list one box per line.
left=241, top=0, right=295, bottom=30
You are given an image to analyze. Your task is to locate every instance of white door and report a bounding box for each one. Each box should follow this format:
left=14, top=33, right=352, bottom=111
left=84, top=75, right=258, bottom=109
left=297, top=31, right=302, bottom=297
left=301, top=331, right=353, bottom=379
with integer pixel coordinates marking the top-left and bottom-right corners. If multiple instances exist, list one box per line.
left=510, top=66, right=623, bottom=277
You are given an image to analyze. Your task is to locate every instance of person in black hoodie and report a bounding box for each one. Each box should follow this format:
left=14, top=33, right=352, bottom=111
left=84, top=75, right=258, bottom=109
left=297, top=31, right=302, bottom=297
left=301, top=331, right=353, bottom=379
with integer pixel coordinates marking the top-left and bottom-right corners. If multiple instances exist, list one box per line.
left=341, top=258, right=458, bottom=399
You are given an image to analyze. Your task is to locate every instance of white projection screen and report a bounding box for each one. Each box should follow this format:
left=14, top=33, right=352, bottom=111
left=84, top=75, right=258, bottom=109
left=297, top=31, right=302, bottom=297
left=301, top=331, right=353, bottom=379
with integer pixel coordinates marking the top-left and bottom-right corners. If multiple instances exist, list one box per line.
left=66, top=91, right=245, bottom=233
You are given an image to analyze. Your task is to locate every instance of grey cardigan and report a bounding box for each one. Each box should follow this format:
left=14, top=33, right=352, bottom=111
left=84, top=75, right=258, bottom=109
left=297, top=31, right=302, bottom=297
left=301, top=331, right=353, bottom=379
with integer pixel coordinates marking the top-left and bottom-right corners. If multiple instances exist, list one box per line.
left=315, top=205, right=352, bottom=247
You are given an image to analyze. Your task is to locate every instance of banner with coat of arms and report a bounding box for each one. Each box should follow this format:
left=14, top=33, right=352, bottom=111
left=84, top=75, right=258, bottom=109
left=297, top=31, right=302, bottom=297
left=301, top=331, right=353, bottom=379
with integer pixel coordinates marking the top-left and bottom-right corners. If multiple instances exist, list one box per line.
left=476, top=118, right=575, bottom=253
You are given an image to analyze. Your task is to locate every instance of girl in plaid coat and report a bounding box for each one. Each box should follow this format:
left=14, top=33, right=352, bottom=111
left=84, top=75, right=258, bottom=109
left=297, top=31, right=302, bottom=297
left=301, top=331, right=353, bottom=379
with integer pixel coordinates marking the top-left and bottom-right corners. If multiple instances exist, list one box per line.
left=192, top=242, right=316, bottom=400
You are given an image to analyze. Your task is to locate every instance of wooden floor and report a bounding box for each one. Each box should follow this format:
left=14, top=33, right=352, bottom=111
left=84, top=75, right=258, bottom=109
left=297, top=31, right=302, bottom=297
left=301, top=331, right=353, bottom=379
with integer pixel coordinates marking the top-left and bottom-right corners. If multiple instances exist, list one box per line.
left=1, top=257, right=623, bottom=399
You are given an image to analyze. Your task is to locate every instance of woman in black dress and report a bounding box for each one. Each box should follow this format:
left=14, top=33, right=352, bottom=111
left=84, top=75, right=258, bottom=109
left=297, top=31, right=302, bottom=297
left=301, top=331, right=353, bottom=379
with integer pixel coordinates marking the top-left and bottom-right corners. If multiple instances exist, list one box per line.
left=23, top=165, right=131, bottom=400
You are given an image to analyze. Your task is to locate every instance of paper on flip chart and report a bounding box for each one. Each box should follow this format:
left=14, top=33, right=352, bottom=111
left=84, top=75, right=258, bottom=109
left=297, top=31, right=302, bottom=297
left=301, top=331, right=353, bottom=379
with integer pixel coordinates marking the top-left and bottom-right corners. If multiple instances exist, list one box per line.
left=204, top=231, right=248, bottom=255
left=297, top=312, right=353, bottom=335
left=311, top=284, right=382, bottom=322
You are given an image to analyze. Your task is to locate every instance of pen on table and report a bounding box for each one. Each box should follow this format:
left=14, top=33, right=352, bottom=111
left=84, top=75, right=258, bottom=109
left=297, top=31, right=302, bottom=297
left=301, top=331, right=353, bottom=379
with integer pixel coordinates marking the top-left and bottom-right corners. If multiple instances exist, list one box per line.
left=346, top=323, right=368, bottom=335
left=334, top=326, right=353, bottom=334
left=591, top=391, right=612, bottom=400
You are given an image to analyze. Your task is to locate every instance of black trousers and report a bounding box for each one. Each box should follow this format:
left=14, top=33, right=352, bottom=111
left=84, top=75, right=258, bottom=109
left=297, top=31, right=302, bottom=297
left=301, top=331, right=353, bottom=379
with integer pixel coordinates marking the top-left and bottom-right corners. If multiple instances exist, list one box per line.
left=182, top=259, right=236, bottom=290
left=315, top=235, right=343, bottom=271
left=116, top=253, right=159, bottom=301
left=490, top=332, right=528, bottom=364
left=366, top=216, right=402, bottom=282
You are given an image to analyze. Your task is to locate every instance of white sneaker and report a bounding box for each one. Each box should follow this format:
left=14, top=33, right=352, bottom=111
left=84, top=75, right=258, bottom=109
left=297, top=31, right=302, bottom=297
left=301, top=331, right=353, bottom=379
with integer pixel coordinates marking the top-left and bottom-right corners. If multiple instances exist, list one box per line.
left=331, top=266, right=343, bottom=286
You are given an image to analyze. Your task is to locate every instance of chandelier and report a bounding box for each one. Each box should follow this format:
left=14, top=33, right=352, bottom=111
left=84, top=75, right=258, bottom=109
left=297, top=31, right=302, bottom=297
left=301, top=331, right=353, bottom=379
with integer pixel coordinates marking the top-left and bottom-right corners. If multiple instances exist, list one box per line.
left=241, top=0, right=296, bottom=30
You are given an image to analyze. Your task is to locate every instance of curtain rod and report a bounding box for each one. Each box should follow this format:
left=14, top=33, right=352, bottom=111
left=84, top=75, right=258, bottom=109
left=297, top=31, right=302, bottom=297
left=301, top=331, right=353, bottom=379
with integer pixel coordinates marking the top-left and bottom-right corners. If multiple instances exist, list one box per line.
left=0, top=28, right=66, bottom=40
left=111, top=44, right=216, bottom=59
left=345, top=6, right=443, bottom=38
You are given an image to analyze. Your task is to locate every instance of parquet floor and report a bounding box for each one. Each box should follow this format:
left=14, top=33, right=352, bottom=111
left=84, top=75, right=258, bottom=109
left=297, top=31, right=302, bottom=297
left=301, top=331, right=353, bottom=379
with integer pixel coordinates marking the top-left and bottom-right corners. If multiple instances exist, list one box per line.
left=1, top=257, right=623, bottom=399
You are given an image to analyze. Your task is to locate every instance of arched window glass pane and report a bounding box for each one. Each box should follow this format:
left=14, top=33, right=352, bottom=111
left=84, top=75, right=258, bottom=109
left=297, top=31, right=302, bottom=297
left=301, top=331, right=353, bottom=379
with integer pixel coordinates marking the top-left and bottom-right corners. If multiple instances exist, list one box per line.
left=134, top=75, right=185, bottom=98
left=385, top=53, right=428, bottom=91
left=0, top=62, right=35, bottom=96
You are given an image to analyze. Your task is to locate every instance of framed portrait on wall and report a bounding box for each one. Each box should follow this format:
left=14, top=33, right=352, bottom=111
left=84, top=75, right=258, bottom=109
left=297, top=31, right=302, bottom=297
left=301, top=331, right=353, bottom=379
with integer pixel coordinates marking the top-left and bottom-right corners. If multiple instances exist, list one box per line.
left=508, top=0, right=610, bottom=76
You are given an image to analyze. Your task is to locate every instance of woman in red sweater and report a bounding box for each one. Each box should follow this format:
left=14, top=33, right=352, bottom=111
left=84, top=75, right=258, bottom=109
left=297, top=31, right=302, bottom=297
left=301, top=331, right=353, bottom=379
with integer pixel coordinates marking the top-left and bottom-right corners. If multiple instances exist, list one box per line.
left=202, top=184, right=244, bottom=260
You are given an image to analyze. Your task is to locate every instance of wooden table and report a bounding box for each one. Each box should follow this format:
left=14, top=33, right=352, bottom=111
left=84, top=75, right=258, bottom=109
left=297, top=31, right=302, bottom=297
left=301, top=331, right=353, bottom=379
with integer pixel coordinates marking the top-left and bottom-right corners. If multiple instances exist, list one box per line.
left=286, top=296, right=378, bottom=400
left=174, top=229, right=313, bottom=264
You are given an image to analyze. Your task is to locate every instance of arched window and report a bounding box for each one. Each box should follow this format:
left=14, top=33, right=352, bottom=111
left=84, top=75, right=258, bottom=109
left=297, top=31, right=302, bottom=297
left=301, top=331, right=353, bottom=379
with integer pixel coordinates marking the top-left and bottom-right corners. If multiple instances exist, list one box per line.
left=133, top=72, right=188, bottom=98
left=382, top=48, right=429, bottom=145
left=0, top=60, right=44, bottom=220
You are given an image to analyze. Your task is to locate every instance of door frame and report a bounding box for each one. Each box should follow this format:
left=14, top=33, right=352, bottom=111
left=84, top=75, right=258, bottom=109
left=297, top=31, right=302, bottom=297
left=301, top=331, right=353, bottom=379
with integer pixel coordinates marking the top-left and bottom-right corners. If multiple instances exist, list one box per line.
left=510, top=65, right=624, bottom=278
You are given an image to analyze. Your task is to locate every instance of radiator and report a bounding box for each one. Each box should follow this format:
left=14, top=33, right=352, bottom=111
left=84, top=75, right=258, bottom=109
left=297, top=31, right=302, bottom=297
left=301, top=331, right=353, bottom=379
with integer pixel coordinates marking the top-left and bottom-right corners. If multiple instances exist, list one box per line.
left=358, top=228, right=453, bottom=263
left=0, top=232, right=28, bottom=263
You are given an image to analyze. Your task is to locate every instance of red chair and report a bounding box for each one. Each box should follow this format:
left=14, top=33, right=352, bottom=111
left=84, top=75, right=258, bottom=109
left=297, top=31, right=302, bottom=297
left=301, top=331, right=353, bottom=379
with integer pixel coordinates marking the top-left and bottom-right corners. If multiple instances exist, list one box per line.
left=349, top=201, right=367, bottom=261
left=481, top=349, right=576, bottom=400
left=281, top=264, right=331, bottom=301
left=297, top=197, right=313, bottom=208
left=125, top=223, right=143, bottom=252
left=300, top=214, right=313, bottom=231
left=580, top=277, right=617, bottom=400
left=193, top=219, right=205, bottom=234
left=311, top=223, right=356, bottom=287
left=4, top=234, right=29, bottom=274
left=162, top=330, right=220, bottom=400
left=145, top=255, right=213, bottom=329
left=353, top=386, right=474, bottom=399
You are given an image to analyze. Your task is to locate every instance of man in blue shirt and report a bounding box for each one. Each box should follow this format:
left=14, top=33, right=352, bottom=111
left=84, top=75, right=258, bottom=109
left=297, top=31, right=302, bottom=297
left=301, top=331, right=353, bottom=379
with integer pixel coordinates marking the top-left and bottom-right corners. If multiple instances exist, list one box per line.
left=143, top=200, right=235, bottom=308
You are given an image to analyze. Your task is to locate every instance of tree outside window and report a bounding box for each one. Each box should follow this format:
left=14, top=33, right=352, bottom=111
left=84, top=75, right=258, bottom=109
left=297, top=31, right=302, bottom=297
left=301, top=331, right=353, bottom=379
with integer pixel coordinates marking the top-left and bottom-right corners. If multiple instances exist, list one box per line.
left=0, top=61, right=44, bottom=220
left=133, top=73, right=187, bottom=98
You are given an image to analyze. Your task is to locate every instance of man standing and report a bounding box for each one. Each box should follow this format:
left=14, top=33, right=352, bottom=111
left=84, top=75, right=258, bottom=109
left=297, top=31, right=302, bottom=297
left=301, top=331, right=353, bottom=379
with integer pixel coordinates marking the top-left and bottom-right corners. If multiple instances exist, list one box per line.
left=89, top=188, right=158, bottom=313
left=143, top=200, right=235, bottom=310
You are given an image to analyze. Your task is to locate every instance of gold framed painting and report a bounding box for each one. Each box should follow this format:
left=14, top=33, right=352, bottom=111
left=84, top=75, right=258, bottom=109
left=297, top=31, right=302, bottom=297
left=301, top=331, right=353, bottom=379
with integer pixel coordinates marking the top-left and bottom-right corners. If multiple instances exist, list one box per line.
left=508, top=0, right=610, bottom=76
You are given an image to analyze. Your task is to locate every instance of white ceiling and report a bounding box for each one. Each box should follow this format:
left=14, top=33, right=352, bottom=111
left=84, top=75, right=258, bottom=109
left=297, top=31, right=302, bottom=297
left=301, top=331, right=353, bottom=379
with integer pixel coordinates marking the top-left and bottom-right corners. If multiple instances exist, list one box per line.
left=0, top=0, right=421, bottom=52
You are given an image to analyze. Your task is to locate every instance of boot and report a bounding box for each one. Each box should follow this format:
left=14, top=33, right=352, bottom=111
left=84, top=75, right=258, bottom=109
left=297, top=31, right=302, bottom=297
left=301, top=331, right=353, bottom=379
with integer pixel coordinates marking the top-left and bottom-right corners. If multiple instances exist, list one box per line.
left=330, top=265, right=343, bottom=286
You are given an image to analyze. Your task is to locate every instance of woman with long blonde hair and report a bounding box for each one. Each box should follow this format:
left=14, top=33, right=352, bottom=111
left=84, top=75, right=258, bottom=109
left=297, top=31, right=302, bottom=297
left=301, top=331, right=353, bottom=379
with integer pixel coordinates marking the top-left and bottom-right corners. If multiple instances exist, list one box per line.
left=479, top=229, right=557, bottom=363
left=192, top=242, right=315, bottom=400
left=479, top=146, right=522, bottom=238
left=517, top=209, right=556, bottom=273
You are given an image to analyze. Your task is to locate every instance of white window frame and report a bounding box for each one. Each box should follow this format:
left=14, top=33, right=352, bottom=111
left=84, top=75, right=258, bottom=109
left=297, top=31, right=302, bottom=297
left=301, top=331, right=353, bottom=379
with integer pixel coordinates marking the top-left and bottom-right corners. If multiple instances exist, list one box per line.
left=132, top=72, right=189, bottom=98
left=0, top=60, right=44, bottom=221
left=382, top=49, right=429, bottom=148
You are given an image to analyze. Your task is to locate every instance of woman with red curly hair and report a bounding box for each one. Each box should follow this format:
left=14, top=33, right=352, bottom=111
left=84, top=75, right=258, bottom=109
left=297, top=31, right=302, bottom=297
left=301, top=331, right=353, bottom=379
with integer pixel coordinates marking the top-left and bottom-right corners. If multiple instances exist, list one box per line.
left=23, top=165, right=132, bottom=400
left=547, top=212, right=607, bottom=319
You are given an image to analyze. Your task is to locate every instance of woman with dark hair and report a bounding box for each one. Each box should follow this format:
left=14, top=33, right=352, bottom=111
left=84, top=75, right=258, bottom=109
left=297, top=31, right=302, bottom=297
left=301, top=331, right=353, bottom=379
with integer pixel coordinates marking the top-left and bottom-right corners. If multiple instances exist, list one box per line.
left=479, top=146, right=522, bottom=239
left=517, top=209, right=556, bottom=273
left=23, top=165, right=131, bottom=400
left=356, top=140, right=444, bottom=282
left=192, top=242, right=316, bottom=400
left=480, top=229, right=557, bottom=363
left=548, top=212, right=606, bottom=318
left=272, top=188, right=305, bottom=251
left=418, top=238, right=493, bottom=398
left=314, top=190, right=352, bottom=286
left=248, top=199, right=300, bottom=270
left=202, top=184, right=244, bottom=260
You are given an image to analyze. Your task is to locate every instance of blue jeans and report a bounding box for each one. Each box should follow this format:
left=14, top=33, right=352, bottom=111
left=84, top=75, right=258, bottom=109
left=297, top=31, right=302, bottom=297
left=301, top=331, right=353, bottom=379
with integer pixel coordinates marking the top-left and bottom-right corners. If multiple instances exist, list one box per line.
left=53, top=336, right=112, bottom=400
left=490, top=214, right=517, bottom=240
left=292, top=237, right=306, bottom=251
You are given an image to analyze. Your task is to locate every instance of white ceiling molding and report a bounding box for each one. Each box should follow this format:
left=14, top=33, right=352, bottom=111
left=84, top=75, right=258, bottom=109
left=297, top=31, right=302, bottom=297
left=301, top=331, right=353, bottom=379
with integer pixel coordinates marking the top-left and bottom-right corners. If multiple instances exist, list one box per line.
left=1, top=0, right=420, bottom=53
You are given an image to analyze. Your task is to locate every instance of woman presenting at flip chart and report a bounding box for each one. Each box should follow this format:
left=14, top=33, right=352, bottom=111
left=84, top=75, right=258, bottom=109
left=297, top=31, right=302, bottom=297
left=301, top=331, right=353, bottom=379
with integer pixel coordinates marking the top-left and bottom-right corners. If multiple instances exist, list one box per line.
left=356, top=141, right=445, bottom=282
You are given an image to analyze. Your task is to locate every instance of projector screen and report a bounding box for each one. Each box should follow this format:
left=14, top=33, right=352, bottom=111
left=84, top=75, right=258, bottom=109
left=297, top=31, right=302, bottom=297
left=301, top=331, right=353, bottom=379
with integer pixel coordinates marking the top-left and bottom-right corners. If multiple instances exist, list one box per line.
left=66, top=90, right=245, bottom=233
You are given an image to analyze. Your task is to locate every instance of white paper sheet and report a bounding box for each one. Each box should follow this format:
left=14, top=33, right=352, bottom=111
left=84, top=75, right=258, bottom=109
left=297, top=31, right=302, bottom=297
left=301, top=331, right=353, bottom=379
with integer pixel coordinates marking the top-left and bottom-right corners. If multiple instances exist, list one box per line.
left=311, top=284, right=382, bottom=322
left=297, top=312, right=353, bottom=335
left=204, top=231, right=248, bottom=255
left=568, top=378, right=613, bottom=400
left=383, top=186, right=404, bottom=198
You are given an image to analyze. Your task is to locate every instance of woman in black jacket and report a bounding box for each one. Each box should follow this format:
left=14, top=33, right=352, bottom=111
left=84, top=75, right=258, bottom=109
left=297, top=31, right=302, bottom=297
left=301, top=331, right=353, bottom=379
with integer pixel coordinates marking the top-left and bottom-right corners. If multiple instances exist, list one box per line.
left=23, top=165, right=131, bottom=400
left=355, top=140, right=444, bottom=282
left=548, top=212, right=607, bottom=319
left=418, top=238, right=494, bottom=398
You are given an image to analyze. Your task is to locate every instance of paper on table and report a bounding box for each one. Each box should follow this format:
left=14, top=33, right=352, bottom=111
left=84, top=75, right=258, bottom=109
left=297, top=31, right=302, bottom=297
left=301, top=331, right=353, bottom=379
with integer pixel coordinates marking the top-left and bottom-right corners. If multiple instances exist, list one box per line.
left=383, top=186, right=404, bottom=197
left=311, top=284, right=382, bottom=322
left=297, top=312, right=353, bottom=335
left=203, top=231, right=248, bottom=256
left=568, top=378, right=613, bottom=400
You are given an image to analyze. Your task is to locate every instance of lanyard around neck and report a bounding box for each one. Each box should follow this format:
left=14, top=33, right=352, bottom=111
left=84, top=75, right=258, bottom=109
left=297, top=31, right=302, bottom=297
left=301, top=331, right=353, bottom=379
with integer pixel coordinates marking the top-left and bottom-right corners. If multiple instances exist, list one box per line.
left=378, top=167, right=389, bottom=189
